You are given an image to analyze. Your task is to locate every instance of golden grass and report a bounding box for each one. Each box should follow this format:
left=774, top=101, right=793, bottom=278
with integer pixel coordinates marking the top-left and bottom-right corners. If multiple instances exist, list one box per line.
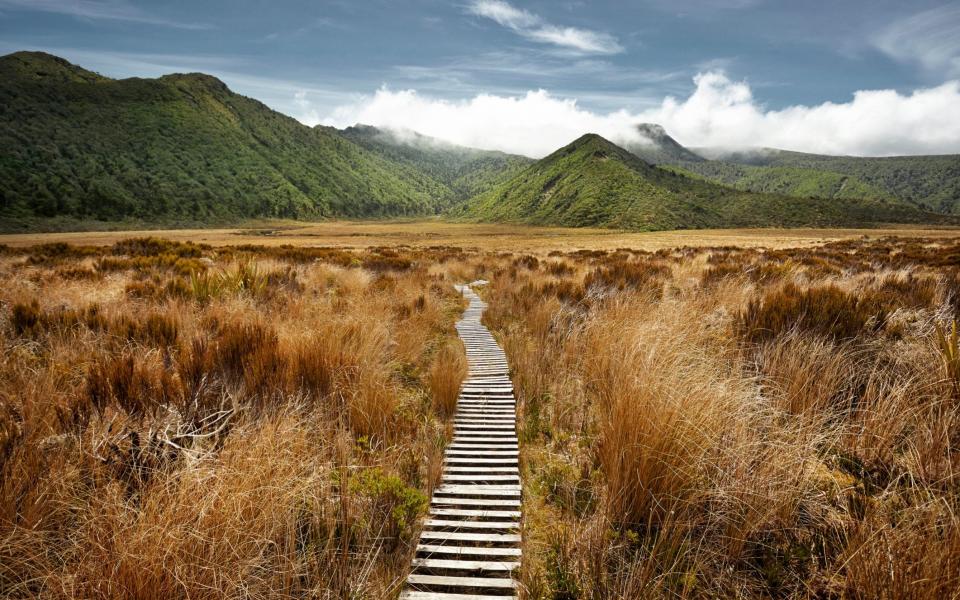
left=481, top=237, right=960, bottom=598
left=2, top=233, right=960, bottom=598
left=428, top=337, right=468, bottom=419
left=0, top=240, right=466, bottom=598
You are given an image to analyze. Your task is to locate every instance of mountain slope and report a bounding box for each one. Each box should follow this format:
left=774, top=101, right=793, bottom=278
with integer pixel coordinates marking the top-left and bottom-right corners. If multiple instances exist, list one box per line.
left=690, top=148, right=960, bottom=213
left=460, top=134, right=947, bottom=231
left=616, top=123, right=959, bottom=212
left=662, top=162, right=896, bottom=202
left=0, top=51, right=451, bottom=229
left=339, top=125, right=532, bottom=201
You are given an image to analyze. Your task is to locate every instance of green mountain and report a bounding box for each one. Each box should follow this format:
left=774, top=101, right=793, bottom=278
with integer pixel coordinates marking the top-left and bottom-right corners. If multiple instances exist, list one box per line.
left=614, top=124, right=959, bottom=214
left=688, top=148, right=960, bottom=213
left=0, top=51, right=452, bottom=230
left=460, top=133, right=947, bottom=231
left=339, top=124, right=532, bottom=201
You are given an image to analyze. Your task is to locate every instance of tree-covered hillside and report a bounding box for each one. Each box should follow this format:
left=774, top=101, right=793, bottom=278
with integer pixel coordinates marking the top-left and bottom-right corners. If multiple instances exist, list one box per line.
left=461, top=134, right=948, bottom=231
left=683, top=148, right=960, bottom=212
left=0, top=52, right=452, bottom=230
left=339, top=125, right=532, bottom=201
left=663, top=162, right=896, bottom=203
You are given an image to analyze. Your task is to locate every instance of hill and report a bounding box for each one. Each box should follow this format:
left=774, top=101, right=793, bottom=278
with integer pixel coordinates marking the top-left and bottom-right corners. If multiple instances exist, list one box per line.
left=689, top=148, right=960, bottom=213
left=339, top=125, right=532, bottom=201
left=615, top=123, right=959, bottom=213
left=0, top=52, right=452, bottom=231
left=460, top=134, right=947, bottom=231
left=661, top=161, right=897, bottom=203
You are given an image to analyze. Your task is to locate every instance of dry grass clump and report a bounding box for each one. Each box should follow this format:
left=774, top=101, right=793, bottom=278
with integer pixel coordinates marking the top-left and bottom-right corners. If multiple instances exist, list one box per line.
left=428, top=337, right=468, bottom=418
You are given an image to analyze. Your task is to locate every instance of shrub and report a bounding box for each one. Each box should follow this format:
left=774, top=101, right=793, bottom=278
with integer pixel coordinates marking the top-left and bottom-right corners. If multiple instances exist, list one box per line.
left=738, top=283, right=884, bottom=342
left=349, top=468, right=427, bottom=549
left=584, top=259, right=671, bottom=297
left=10, top=300, right=41, bottom=336
left=87, top=351, right=181, bottom=419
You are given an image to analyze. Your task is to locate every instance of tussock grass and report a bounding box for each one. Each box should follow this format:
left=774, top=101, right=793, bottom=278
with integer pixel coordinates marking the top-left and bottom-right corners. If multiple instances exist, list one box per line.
left=0, top=239, right=466, bottom=598
left=428, top=337, right=467, bottom=419
left=482, top=237, right=960, bottom=598
left=2, top=235, right=960, bottom=598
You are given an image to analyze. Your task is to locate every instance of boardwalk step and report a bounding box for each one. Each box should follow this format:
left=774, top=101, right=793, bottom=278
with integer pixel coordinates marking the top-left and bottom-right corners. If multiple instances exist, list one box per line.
left=406, top=574, right=516, bottom=589
left=411, top=558, right=520, bottom=572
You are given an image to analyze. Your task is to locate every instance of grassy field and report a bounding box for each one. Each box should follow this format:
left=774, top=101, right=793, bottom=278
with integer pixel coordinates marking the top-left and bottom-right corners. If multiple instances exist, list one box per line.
left=1, top=229, right=959, bottom=598
left=2, top=219, right=960, bottom=251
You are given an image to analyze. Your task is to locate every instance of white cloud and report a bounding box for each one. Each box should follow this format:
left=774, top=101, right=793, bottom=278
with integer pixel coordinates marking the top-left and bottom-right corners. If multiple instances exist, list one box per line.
left=469, top=0, right=538, bottom=29
left=873, top=4, right=960, bottom=77
left=322, top=72, right=960, bottom=157
left=0, top=0, right=211, bottom=29
left=467, top=0, right=622, bottom=54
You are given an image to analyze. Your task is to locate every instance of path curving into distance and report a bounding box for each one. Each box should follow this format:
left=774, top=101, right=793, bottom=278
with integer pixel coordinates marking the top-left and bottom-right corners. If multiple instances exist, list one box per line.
left=401, top=282, right=522, bottom=599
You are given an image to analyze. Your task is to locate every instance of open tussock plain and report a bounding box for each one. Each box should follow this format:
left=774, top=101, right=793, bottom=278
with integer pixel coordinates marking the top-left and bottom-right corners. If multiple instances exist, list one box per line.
left=1, top=232, right=959, bottom=598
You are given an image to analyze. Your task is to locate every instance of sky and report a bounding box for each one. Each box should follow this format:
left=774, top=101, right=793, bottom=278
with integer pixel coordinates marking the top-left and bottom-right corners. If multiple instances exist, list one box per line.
left=2, top=0, right=960, bottom=157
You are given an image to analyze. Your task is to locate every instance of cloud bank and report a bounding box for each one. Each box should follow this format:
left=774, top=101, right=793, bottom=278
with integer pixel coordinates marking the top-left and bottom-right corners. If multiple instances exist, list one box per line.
left=467, top=0, right=623, bottom=55
left=322, top=71, right=960, bottom=157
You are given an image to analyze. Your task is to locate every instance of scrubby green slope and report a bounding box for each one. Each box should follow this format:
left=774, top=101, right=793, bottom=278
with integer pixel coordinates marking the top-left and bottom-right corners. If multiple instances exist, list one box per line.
left=339, top=125, right=532, bottom=201
left=685, top=148, right=960, bottom=212
left=664, top=162, right=895, bottom=202
left=0, top=52, right=450, bottom=230
left=461, top=134, right=947, bottom=231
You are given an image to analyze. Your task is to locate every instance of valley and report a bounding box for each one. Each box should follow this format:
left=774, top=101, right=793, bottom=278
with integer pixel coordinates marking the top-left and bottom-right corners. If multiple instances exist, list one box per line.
left=3, top=51, right=958, bottom=235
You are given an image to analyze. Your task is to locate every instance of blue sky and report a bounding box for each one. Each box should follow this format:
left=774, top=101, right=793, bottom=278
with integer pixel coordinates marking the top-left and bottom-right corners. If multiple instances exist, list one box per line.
left=3, top=0, right=960, bottom=156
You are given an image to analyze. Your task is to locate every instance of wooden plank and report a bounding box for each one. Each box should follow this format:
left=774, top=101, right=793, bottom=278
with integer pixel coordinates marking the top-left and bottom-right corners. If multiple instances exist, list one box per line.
left=425, top=519, right=519, bottom=530
left=429, top=508, right=521, bottom=518
left=430, top=497, right=521, bottom=507
left=435, top=485, right=521, bottom=495
left=442, top=475, right=520, bottom=483
left=411, top=558, right=520, bottom=571
left=418, top=531, right=522, bottom=543
left=447, top=444, right=517, bottom=452
left=445, top=450, right=518, bottom=456
left=407, top=574, right=516, bottom=590
left=400, top=591, right=516, bottom=600
left=444, top=467, right=519, bottom=474
left=416, top=544, right=522, bottom=557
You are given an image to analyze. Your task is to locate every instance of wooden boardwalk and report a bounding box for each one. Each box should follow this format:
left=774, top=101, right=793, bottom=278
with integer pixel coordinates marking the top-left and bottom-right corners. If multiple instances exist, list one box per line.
left=401, top=283, right=521, bottom=599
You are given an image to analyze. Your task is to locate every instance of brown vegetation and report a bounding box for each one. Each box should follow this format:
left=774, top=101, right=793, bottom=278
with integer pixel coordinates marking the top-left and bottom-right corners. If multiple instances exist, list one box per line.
left=2, top=233, right=960, bottom=598
left=481, top=236, right=960, bottom=598
left=0, top=239, right=468, bottom=598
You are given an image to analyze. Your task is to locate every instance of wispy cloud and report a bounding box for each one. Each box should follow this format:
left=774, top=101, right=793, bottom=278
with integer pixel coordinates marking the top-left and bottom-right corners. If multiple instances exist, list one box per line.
left=388, top=50, right=686, bottom=110
left=873, top=4, right=960, bottom=77
left=262, top=17, right=340, bottom=42
left=466, top=0, right=622, bottom=54
left=0, top=0, right=212, bottom=30
left=324, top=72, right=960, bottom=158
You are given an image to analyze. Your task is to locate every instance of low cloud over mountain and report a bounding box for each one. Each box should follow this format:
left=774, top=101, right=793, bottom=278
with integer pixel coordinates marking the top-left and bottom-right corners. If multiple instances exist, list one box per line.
left=322, top=71, right=960, bottom=158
